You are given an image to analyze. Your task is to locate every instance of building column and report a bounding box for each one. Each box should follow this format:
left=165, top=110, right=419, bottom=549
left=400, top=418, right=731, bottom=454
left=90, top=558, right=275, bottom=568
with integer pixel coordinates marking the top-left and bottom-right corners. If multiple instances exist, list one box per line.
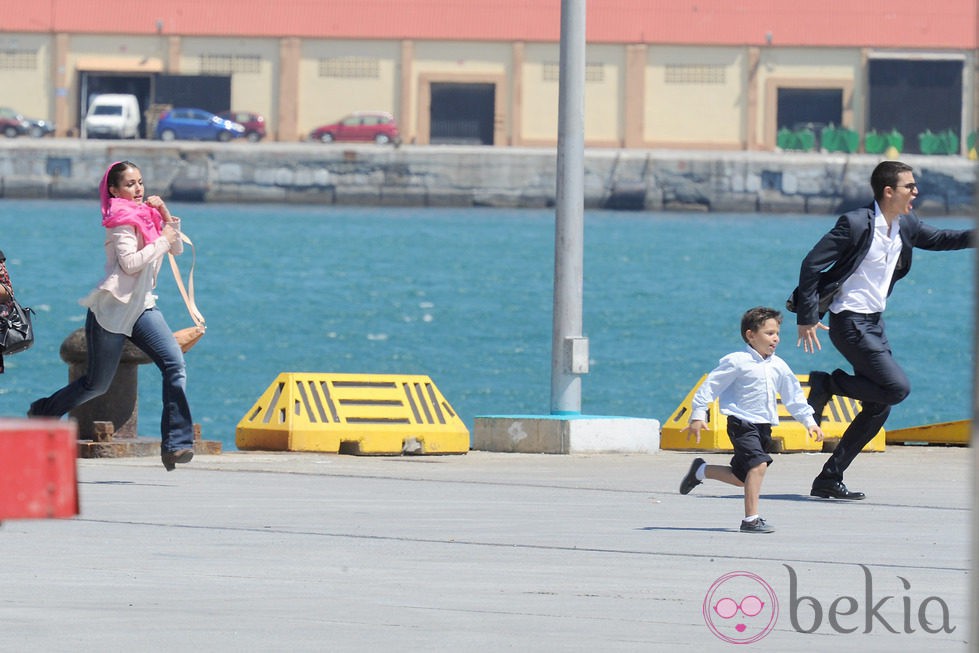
left=746, top=46, right=759, bottom=150
left=399, top=40, right=414, bottom=144
left=624, top=44, right=646, bottom=149
left=277, top=37, right=301, bottom=142
left=167, top=35, right=181, bottom=73
left=52, top=33, right=69, bottom=137
left=509, top=42, right=524, bottom=146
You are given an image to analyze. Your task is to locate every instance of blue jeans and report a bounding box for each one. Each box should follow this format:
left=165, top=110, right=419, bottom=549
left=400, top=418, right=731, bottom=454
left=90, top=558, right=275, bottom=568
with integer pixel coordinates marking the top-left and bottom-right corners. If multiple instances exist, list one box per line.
left=30, top=308, right=194, bottom=452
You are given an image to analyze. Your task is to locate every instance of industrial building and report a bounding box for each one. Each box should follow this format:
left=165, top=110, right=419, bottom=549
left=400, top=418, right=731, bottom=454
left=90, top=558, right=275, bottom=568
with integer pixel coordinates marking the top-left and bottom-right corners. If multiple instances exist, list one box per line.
left=2, top=0, right=976, bottom=153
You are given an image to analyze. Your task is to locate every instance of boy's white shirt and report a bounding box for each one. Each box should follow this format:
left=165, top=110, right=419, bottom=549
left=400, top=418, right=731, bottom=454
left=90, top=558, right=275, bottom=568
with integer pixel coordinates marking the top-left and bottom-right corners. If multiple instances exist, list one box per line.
left=690, top=345, right=817, bottom=429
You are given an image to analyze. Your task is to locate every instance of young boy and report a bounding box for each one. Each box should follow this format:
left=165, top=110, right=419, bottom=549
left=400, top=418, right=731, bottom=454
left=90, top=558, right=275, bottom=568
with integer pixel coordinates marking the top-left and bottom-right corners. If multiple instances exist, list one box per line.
left=679, top=307, right=823, bottom=533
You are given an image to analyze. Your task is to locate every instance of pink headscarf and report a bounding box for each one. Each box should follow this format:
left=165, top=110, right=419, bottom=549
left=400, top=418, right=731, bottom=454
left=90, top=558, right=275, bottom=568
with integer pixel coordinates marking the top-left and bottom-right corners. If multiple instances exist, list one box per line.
left=99, top=161, right=164, bottom=245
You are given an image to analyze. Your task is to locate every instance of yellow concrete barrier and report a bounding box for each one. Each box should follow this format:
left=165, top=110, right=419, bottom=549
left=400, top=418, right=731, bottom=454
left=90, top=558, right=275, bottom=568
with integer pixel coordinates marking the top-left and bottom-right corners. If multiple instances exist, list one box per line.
left=885, top=419, right=970, bottom=446
left=236, top=373, right=469, bottom=454
left=660, top=374, right=885, bottom=453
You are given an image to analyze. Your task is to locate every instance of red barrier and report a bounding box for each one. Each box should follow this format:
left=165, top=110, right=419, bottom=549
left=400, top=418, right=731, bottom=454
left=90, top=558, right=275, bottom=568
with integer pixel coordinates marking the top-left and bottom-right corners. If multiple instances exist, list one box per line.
left=0, top=419, right=79, bottom=519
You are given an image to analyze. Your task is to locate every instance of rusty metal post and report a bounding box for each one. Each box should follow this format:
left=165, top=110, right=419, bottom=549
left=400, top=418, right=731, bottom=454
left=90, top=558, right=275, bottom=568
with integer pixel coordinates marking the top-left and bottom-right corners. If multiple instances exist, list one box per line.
left=59, top=327, right=152, bottom=440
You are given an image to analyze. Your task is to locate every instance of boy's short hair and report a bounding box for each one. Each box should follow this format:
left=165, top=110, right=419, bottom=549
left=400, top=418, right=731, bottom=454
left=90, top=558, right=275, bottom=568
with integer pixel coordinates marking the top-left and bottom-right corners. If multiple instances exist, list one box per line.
left=741, top=307, right=782, bottom=343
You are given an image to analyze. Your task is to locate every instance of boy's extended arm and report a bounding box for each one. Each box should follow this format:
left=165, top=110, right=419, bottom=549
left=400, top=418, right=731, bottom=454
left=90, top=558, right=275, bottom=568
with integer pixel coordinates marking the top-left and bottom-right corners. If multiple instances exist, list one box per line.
left=682, top=356, right=739, bottom=444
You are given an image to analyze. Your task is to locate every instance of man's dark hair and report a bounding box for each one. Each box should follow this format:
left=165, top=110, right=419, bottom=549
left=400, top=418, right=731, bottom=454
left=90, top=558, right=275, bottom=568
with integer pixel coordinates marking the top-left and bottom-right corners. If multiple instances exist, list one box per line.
left=870, top=160, right=914, bottom=201
left=741, top=306, right=781, bottom=343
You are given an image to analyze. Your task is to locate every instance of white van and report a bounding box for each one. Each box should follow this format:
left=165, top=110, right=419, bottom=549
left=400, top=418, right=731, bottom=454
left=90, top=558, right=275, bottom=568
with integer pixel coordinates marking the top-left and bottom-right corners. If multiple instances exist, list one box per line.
left=83, top=94, right=141, bottom=139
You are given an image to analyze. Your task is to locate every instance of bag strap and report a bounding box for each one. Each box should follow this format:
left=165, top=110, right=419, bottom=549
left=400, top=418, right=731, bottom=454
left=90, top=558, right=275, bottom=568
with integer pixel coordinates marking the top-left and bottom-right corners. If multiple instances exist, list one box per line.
left=168, top=232, right=206, bottom=332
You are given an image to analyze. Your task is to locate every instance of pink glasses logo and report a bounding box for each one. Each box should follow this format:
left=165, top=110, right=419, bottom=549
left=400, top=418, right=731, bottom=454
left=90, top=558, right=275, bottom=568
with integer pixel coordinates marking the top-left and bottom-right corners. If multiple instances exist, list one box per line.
left=703, top=571, right=779, bottom=644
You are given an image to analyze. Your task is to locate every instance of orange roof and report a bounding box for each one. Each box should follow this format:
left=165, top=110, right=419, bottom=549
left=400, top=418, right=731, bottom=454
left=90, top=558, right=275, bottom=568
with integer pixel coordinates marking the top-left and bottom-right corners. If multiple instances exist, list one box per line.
left=5, top=0, right=976, bottom=49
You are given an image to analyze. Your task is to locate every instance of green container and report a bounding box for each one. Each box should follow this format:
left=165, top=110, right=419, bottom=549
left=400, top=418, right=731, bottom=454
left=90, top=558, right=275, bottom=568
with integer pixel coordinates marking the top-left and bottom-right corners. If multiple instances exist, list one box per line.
left=943, top=129, right=959, bottom=154
left=919, top=130, right=939, bottom=155
left=820, top=125, right=840, bottom=152
left=919, top=129, right=960, bottom=155
left=885, top=129, right=904, bottom=153
left=864, top=130, right=886, bottom=154
left=777, top=127, right=797, bottom=150
left=795, top=128, right=815, bottom=152
left=821, top=124, right=858, bottom=153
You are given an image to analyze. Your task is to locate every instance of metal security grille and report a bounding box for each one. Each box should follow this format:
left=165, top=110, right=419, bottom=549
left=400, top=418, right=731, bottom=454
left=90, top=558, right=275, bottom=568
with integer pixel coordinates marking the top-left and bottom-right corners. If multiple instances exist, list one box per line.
left=199, top=54, right=261, bottom=74
left=0, top=50, right=38, bottom=71
left=664, top=64, right=726, bottom=84
left=542, top=62, right=605, bottom=83
left=319, top=56, right=380, bottom=78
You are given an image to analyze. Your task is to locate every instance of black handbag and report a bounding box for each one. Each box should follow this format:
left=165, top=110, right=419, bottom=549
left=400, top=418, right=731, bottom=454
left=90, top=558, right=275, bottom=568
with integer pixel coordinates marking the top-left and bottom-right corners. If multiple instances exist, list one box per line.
left=0, top=284, right=35, bottom=355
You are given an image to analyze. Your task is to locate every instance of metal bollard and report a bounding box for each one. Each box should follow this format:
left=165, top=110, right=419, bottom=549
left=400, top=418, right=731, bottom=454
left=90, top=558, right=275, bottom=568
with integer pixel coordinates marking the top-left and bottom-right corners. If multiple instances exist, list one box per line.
left=58, top=327, right=151, bottom=441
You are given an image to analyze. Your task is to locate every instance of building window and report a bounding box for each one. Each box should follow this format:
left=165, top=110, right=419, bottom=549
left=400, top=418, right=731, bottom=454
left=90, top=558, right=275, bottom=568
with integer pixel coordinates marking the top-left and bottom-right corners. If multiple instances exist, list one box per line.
left=199, top=54, right=261, bottom=75
left=542, top=62, right=605, bottom=83
left=319, top=56, right=380, bottom=79
left=664, top=64, right=726, bottom=84
left=0, top=49, right=38, bottom=70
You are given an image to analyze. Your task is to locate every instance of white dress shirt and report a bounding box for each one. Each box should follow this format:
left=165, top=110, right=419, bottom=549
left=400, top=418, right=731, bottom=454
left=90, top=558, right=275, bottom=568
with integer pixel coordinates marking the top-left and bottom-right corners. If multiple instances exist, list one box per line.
left=831, top=202, right=902, bottom=315
left=690, top=346, right=816, bottom=428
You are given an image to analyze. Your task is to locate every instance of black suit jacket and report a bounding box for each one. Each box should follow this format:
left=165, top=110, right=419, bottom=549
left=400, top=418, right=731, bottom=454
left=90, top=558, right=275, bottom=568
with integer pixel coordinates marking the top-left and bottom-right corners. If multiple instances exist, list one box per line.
left=792, top=204, right=974, bottom=325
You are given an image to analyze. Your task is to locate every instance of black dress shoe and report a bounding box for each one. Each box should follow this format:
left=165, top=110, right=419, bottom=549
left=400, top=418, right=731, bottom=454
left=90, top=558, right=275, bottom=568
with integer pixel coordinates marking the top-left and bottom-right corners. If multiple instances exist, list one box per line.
left=810, top=479, right=865, bottom=500
left=162, top=448, right=194, bottom=472
left=679, top=457, right=706, bottom=495
left=807, top=371, right=832, bottom=426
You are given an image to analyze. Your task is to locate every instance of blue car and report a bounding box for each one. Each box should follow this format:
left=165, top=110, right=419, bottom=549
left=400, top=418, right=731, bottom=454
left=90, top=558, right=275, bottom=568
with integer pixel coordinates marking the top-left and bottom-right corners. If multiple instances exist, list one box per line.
left=154, top=108, right=245, bottom=142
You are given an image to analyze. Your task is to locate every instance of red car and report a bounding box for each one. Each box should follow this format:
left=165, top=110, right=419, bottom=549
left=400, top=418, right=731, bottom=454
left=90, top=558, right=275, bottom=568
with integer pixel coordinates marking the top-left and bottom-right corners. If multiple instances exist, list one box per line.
left=309, top=111, right=400, bottom=145
left=218, top=110, right=266, bottom=142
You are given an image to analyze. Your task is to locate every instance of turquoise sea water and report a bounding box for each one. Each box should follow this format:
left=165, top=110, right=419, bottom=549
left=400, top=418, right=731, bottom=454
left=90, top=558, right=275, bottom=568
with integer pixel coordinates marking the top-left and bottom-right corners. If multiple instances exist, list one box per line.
left=0, top=200, right=973, bottom=450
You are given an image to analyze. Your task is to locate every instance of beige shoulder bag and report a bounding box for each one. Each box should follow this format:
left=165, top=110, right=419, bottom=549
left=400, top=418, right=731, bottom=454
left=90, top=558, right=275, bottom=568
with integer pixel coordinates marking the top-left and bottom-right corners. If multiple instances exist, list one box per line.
left=168, top=232, right=206, bottom=353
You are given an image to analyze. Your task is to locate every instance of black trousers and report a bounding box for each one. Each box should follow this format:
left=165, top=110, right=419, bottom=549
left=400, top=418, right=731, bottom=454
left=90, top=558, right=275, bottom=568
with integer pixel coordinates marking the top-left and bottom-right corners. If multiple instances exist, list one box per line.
left=819, top=311, right=911, bottom=481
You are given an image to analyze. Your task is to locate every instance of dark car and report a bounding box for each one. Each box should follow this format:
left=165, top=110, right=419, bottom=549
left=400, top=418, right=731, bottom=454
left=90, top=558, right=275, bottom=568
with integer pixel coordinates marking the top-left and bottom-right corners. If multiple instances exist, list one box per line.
left=309, top=111, right=400, bottom=145
left=0, top=107, right=55, bottom=138
left=154, top=108, right=245, bottom=142
left=218, top=110, right=266, bottom=142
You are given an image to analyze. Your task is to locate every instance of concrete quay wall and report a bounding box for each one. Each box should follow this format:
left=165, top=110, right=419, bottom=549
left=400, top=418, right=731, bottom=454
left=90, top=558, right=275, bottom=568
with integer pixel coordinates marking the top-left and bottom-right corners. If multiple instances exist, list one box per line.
left=0, top=139, right=975, bottom=215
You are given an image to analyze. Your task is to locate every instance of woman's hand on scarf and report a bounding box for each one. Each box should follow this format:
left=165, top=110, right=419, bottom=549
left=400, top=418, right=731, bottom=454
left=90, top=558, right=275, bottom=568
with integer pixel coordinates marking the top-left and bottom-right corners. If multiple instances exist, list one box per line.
left=145, top=195, right=172, bottom=222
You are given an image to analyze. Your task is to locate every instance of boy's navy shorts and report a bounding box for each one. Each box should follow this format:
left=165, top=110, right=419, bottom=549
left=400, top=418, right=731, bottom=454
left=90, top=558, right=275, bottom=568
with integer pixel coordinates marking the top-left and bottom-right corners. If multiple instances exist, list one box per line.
left=726, top=416, right=774, bottom=482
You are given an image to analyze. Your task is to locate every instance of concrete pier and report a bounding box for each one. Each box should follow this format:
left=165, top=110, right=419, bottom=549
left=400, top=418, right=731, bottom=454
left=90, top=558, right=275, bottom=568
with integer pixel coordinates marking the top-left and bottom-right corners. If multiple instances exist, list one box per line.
left=0, top=446, right=968, bottom=651
left=0, top=139, right=974, bottom=215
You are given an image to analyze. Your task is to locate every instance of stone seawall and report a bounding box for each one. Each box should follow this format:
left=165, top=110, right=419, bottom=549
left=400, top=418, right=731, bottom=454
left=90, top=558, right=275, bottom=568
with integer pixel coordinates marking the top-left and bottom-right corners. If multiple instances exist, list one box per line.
left=1, top=139, right=975, bottom=215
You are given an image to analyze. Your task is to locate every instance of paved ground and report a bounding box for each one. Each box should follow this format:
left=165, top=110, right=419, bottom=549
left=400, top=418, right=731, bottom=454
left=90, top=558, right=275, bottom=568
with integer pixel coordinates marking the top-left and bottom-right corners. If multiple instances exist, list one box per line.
left=0, top=445, right=970, bottom=652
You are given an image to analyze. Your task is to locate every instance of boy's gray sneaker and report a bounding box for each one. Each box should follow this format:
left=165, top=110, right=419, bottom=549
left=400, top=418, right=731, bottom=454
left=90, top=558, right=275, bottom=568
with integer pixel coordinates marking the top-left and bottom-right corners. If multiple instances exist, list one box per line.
left=679, top=457, right=706, bottom=494
left=740, top=517, right=774, bottom=533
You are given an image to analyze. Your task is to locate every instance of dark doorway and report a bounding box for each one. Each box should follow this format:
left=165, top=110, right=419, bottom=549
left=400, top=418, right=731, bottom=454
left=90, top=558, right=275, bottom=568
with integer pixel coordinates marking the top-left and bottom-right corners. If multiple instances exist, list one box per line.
left=430, top=83, right=495, bottom=145
left=869, top=59, right=963, bottom=154
left=154, top=75, right=232, bottom=114
left=78, top=73, right=153, bottom=137
left=76, top=72, right=232, bottom=139
left=777, top=88, right=843, bottom=132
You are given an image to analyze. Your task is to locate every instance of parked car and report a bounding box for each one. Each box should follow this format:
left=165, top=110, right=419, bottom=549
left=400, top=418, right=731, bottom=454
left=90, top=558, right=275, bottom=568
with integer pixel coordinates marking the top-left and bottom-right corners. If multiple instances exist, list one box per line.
left=0, top=107, right=55, bottom=138
left=218, top=110, right=266, bottom=142
left=83, top=94, right=140, bottom=139
left=309, top=111, right=400, bottom=144
left=155, top=108, right=246, bottom=142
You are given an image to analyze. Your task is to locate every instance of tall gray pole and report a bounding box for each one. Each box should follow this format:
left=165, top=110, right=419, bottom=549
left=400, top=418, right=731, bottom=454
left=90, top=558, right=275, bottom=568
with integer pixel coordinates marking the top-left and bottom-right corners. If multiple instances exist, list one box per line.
left=967, top=15, right=979, bottom=647
left=971, top=139, right=978, bottom=649
left=550, top=0, right=588, bottom=414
